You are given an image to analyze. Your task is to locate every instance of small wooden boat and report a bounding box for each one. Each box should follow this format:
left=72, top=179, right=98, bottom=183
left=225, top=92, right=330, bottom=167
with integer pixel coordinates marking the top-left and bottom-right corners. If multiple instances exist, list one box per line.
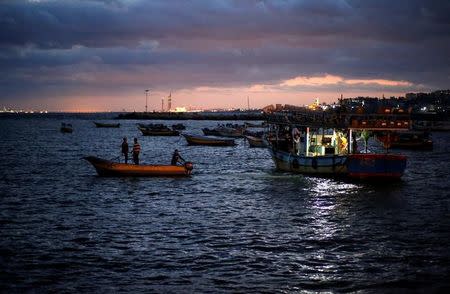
left=60, top=123, right=73, bottom=133
left=172, top=123, right=186, bottom=130
left=245, top=135, right=268, bottom=148
left=244, top=122, right=266, bottom=128
left=183, top=134, right=236, bottom=146
left=346, top=154, right=407, bottom=180
left=216, top=126, right=244, bottom=138
left=202, top=126, right=244, bottom=137
left=202, top=128, right=221, bottom=136
left=84, top=156, right=193, bottom=177
left=94, top=122, right=120, bottom=128
left=138, top=127, right=180, bottom=136
left=137, top=123, right=166, bottom=129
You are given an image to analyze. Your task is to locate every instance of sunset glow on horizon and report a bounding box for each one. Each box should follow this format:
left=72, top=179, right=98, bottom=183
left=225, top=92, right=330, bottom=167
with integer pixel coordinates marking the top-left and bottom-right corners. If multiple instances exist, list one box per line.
left=1, top=0, right=448, bottom=111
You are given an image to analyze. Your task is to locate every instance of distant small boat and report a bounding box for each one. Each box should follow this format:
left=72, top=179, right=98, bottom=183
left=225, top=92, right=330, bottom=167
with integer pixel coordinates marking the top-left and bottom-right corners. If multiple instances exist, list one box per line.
left=94, top=122, right=120, bottom=128
left=217, top=128, right=244, bottom=138
left=244, top=122, right=266, bottom=128
left=202, top=128, right=221, bottom=136
left=172, top=123, right=186, bottom=130
left=183, top=134, right=236, bottom=146
left=138, top=127, right=180, bottom=136
left=60, top=123, right=73, bottom=133
left=84, top=156, right=193, bottom=177
left=137, top=123, right=166, bottom=129
left=202, top=126, right=244, bottom=137
left=245, top=135, right=268, bottom=148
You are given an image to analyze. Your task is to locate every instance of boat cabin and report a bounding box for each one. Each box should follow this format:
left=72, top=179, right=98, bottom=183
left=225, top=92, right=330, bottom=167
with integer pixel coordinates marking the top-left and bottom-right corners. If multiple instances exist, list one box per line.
left=269, top=124, right=355, bottom=157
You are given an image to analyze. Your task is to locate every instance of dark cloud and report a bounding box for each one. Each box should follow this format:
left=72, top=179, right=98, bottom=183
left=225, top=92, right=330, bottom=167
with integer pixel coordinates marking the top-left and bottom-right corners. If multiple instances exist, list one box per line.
left=0, top=0, right=449, bottom=107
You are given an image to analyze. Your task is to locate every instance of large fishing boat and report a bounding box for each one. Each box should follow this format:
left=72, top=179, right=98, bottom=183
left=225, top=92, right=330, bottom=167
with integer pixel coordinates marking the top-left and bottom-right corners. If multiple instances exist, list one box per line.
left=265, top=107, right=410, bottom=180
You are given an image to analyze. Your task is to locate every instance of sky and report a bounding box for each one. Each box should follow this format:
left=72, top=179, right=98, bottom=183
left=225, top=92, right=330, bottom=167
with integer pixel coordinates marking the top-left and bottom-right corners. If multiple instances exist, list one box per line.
left=1, top=0, right=449, bottom=112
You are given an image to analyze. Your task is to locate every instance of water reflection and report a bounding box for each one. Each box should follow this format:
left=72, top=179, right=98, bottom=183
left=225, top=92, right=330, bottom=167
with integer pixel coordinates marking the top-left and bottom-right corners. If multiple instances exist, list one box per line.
left=0, top=117, right=449, bottom=292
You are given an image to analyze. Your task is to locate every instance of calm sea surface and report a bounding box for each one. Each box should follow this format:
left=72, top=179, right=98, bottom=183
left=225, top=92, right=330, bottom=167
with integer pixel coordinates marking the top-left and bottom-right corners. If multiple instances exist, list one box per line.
left=1, top=114, right=449, bottom=292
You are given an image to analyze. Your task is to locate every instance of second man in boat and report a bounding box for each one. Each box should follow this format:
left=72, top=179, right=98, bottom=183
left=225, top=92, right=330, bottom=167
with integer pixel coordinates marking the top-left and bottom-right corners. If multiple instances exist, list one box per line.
left=132, top=138, right=141, bottom=165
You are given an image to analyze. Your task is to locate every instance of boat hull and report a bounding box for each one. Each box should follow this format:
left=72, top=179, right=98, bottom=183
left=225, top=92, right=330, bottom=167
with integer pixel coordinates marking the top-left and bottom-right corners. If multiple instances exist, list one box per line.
left=84, top=156, right=192, bottom=177
left=139, top=127, right=180, bottom=136
left=346, top=154, right=406, bottom=180
left=60, top=127, right=72, bottom=133
left=183, top=134, right=236, bottom=146
left=202, top=128, right=221, bottom=136
left=269, top=148, right=348, bottom=175
left=245, top=135, right=268, bottom=148
left=172, top=124, right=186, bottom=130
left=94, top=122, right=120, bottom=128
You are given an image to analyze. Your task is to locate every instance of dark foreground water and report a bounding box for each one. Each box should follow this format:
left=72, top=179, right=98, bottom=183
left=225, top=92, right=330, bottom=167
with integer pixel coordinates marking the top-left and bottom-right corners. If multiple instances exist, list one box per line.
left=1, top=115, right=449, bottom=292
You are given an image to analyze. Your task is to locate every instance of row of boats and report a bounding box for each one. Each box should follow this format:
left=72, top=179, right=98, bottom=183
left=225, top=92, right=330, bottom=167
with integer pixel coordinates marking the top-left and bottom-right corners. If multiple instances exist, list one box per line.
left=82, top=112, right=436, bottom=180
left=83, top=123, right=263, bottom=176
left=61, top=122, right=187, bottom=133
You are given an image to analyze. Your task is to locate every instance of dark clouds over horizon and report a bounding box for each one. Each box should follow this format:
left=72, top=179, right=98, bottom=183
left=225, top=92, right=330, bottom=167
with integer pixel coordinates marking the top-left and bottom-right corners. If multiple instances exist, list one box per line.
left=1, top=0, right=449, bottom=110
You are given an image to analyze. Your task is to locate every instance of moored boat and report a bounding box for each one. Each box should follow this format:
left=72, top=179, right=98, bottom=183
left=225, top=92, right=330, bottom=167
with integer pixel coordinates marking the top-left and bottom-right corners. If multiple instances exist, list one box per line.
left=269, top=147, right=348, bottom=175
left=217, top=127, right=244, bottom=138
left=60, top=123, right=73, bottom=133
left=245, top=135, right=268, bottom=148
left=137, top=123, right=165, bottom=129
left=172, top=123, right=186, bottom=130
left=94, top=122, right=120, bottom=128
left=376, top=130, right=433, bottom=150
left=183, top=134, right=236, bottom=146
left=138, top=127, right=180, bottom=136
left=265, top=108, right=410, bottom=180
left=202, top=128, right=221, bottom=136
left=202, top=125, right=245, bottom=137
left=84, top=156, right=193, bottom=176
left=244, top=122, right=266, bottom=128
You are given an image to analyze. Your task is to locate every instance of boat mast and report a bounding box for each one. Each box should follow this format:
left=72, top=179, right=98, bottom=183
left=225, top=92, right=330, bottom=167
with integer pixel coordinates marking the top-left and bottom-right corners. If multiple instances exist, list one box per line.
left=306, top=127, right=310, bottom=157
left=145, top=89, right=149, bottom=113
left=349, top=129, right=353, bottom=154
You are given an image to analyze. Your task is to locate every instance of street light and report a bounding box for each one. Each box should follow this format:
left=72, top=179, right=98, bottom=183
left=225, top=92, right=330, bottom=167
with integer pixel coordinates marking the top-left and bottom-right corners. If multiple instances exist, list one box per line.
left=145, top=89, right=150, bottom=113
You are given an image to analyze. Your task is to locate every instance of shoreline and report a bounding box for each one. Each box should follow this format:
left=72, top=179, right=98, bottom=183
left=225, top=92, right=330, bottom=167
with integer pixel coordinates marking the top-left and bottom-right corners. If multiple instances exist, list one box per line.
left=115, top=111, right=265, bottom=120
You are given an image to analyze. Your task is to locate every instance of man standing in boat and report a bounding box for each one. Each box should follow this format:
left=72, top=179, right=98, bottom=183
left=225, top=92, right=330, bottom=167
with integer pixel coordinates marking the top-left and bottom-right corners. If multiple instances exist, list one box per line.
left=171, top=149, right=185, bottom=165
left=132, top=138, right=141, bottom=165
left=121, top=137, right=129, bottom=163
